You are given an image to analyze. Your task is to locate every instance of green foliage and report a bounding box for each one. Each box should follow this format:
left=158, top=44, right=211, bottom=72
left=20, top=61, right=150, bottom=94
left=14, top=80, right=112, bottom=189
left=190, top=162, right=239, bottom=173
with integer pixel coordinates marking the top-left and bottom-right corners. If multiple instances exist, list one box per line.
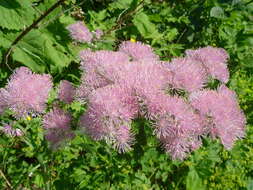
left=0, top=0, right=36, bottom=30
left=1, top=0, right=253, bottom=189
left=210, top=6, right=225, bottom=19
left=0, top=0, right=79, bottom=74
left=133, top=12, right=161, bottom=39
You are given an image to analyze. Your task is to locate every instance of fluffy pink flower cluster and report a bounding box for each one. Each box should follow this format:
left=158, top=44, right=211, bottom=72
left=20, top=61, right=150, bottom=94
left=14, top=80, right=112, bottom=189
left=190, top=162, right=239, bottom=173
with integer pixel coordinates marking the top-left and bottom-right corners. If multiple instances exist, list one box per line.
left=67, top=22, right=103, bottom=43
left=0, top=67, right=76, bottom=147
left=190, top=85, right=245, bottom=149
left=58, top=80, right=75, bottom=104
left=0, top=40, right=245, bottom=158
left=1, top=125, right=23, bottom=137
left=77, top=41, right=246, bottom=160
left=43, top=80, right=75, bottom=147
left=43, top=107, right=75, bottom=148
left=0, top=67, right=53, bottom=118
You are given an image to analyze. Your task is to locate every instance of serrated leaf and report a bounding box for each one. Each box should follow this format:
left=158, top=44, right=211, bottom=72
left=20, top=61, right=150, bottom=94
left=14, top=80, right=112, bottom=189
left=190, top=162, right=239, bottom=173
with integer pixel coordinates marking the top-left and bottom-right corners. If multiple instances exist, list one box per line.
left=133, top=12, right=161, bottom=39
left=210, top=6, right=225, bottom=19
left=42, top=39, right=71, bottom=73
left=2, top=10, right=77, bottom=72
left=9, top=28, right=75, bottom=73
left=12, top=31, right=47, bottom=72
left=0, top=0, right=36, bottom=30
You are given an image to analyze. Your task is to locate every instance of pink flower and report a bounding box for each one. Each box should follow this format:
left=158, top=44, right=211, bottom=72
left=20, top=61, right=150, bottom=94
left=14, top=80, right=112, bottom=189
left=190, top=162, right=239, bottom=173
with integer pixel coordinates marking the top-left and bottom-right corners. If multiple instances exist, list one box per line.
left=190, top=85, right=246, bottom=149
left=0, top=91, right=7, bottom=114
left=113, top=125, right=134, bottom=153
left=119, top=41, right=159, bottom=62
left=142, top=93, right=203, bottom=160
left=76, top=50, right=130, bottom=100
left=58, top=80, right=75, bottom=104
left=75, top=43, right=244, bottom=159
left=112, top=61, right=172, bottom=97
left=94, top=29, right=103, bottom=39
left=161, top=134, right=202, bottom=160
left=79, top=85, right=138, bottom=152
left=2, top=125, right=23, bottom=137
left=67, top=22, right=93, bottom=43
left=77, top=50, right=171, bottom=101
left=79, top=50, right=130, bottom=67
left=167, top=57, right=208, bottom=92
left=186, top=46, right=229, bottom=83
left=43, top=108, right=75, bottom=147
left=0, top=67, right=53, bottom=118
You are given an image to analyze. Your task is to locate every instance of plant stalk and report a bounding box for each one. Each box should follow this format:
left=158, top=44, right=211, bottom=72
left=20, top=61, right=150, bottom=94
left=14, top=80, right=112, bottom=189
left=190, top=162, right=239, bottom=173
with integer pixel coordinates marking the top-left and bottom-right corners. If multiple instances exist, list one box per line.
left=0, top=169, right=12, bottom=189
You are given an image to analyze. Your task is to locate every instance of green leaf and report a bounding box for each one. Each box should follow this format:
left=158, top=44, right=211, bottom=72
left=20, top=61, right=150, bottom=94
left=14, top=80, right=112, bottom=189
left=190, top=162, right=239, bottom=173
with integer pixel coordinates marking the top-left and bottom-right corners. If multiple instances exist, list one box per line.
left=0, top=0, right=36, bottom=30
left=241, top=54, right=253, bottom=68
left=0, top=31, right=14, bottom=48
left=0, top=48, right=2, bottom=61
left=210, top=6, right=225, bottom=19
left=232, top=0, right=241, bottom=6
left=165, top=28, right=178, bottom=41
left=109, top=0, right=134, bottom=10
left=42, top=39, right=71, bottom=73
left=59, top=15, right=76, bottom=26
left=12, top=31, right=47, bottom=72
left=133, top=12, right=161, bottom=39
left=34, top=174, right=44, bottom=188
left=186, top=168, right=206, bottom=190
left=247, top=178, right=253, bottom=190
left=10, top=29, right=75, bottom=73
left=88, top=10, right=109, bottom=30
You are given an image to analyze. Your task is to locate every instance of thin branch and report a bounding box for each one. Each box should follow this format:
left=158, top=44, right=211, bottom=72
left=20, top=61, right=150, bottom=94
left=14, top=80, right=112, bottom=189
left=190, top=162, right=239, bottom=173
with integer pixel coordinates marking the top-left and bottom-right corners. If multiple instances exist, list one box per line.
left=104, top=0, right=145, bottom=36
left=246, top=0, right=253, bottom=5
left=0, top=169, right=12, bottom=189
left=38, top=0, right=86, bottom=29
left=2, top=0, right=66, bottom=69
left=176, top=28, right=187, bottom=43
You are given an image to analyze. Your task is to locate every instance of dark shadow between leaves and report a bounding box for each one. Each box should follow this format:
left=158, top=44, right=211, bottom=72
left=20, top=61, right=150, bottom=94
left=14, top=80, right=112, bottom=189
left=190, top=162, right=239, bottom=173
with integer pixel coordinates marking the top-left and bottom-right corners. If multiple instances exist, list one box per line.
left=0, top=0, right=21, bottom=9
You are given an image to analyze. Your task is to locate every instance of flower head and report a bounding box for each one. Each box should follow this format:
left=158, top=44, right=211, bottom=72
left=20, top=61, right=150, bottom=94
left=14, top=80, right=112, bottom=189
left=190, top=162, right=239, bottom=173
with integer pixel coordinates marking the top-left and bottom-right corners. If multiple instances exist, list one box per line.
left=130, top=38, right=136, bottom=43
left=113, top=125, right=134, bottom=153
left=0, top=67, right=53, bottom=118
left=76, top=50, right=129, bottom=100
left=112, top=61, right=173, bottom=96
left=58, top=80, right=75, bottom=104
left=190, top=85, right=246, bottom=149
left=119, top=41, right=159, bottom=62
left=186, top=46, right=229, bottom=83
left=94, top=29, right=103, bottom=39
left=167, top=57, right=208, bottom=92
left=0, top=91, right=7, bottom=114
left=80, top=85, right=138, bottom=152
left=79, top=50, right=130, bottom=67
left=67, top=22, right=93, bottom=43
left=142, top=92, right=203, bottom=160
left=75, top=42, right=244, bottom=159
left=1, top=125, right=23, bottom=137
left=43, top=107, right=75, bottom=147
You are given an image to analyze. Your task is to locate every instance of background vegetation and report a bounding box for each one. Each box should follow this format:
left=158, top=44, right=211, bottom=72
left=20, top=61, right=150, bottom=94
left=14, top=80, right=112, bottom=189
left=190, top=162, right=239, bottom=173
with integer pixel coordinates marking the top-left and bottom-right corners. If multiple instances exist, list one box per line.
left=0, top=0, right=253, bottom=189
